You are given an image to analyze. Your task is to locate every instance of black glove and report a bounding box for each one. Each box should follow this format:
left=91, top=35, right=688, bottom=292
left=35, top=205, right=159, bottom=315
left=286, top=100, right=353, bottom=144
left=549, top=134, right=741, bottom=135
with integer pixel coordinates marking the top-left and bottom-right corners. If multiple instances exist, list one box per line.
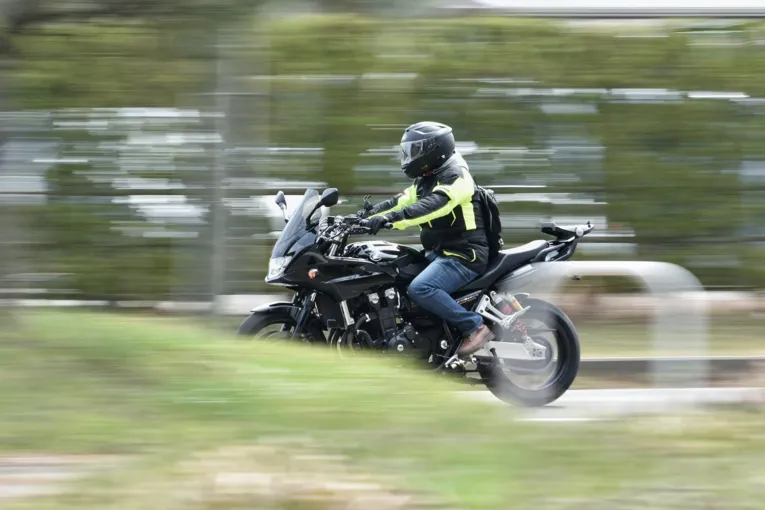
left=356, top=208, right=370, bottom=219
left=367, top=215, right=389, bottom=235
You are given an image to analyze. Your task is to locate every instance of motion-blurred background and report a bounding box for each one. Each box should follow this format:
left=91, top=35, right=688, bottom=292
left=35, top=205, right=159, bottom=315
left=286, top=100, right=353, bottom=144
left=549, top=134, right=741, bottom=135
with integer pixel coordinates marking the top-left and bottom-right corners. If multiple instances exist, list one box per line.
left=2, top=1, right=765, bottom=314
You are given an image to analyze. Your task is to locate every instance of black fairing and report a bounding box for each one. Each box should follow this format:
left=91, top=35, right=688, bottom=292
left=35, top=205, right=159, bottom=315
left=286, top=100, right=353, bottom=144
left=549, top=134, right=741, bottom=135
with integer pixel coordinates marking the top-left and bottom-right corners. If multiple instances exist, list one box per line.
left=272, top=244, right=396, bottom=302
left=270, top=189, right=326, bottom=258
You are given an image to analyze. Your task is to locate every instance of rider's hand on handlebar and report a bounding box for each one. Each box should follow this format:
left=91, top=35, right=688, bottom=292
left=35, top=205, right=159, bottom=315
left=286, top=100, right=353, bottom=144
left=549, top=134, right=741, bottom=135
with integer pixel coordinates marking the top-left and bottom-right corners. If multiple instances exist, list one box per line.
left=366, top=216, right=389, bottom=235
left=356, top=209, right=369, bottom=219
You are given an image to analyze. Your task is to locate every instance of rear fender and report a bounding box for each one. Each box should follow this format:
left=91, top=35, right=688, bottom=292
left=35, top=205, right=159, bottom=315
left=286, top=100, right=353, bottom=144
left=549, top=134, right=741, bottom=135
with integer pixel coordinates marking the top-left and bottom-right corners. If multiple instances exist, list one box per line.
left=512, top=292, right=531, bottom=303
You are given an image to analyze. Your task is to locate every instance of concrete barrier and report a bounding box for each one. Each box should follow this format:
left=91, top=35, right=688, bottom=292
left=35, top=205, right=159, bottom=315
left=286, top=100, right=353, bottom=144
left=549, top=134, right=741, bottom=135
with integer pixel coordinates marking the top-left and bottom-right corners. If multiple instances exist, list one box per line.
left=498, top=261, right=711, bottom=389
left=579, top=356, right=765, bottom=386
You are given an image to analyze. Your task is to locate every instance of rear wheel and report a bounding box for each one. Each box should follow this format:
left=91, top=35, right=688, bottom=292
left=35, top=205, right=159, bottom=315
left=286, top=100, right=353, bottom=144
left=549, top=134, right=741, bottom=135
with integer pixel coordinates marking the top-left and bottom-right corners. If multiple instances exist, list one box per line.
left=477, top=298, right=580, bottom=407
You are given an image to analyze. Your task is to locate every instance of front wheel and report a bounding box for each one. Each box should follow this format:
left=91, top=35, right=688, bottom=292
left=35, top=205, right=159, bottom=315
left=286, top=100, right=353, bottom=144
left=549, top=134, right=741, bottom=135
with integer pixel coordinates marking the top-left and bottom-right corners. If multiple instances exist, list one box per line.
left=477, top=298, right=580, bottom=407
left=237, top=309, right=325, bottom=344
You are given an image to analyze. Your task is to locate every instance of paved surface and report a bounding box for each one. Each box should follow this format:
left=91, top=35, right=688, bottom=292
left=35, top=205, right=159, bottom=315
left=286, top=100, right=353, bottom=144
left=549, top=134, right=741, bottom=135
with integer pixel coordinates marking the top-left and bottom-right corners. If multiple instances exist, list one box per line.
left=0, top=455, right=124, bottom=501
left=461, top=387, right=764, bottom=422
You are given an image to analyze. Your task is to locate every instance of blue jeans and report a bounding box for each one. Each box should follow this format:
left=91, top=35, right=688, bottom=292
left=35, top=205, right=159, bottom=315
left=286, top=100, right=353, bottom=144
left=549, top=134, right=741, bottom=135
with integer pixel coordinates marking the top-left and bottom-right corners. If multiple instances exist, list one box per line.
left=407, top=252, right=483, bottom=336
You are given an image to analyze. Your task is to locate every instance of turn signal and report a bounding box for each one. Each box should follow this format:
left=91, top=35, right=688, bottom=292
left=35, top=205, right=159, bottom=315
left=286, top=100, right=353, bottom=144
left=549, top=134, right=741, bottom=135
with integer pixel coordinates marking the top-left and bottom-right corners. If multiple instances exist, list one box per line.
left=308, top=269, right=319, bottom=279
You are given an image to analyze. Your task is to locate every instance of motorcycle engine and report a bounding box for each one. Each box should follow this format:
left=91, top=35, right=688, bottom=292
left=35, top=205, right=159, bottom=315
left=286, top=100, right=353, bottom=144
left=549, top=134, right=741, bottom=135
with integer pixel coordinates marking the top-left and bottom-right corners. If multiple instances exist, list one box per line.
left=385, top=324, right=419, bottom=354
left=353, top=286, right=437, bottom=359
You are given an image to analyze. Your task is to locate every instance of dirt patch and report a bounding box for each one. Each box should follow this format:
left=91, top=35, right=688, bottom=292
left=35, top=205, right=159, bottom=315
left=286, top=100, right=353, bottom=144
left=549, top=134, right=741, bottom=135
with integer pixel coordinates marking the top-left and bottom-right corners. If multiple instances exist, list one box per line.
left=38, top=444, right=452, bottom=510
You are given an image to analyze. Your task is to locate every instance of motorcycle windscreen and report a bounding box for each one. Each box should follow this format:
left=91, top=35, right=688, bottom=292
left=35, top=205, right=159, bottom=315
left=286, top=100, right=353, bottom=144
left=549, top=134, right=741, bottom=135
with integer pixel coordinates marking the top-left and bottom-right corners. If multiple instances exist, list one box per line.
left=270, top=188, right=322, bottom=258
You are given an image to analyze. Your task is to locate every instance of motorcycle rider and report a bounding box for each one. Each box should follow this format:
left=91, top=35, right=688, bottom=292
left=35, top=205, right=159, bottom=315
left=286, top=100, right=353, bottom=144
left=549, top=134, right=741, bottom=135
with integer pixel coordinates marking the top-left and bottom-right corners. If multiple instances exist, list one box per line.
left=360, top=121, right=494, bottom=356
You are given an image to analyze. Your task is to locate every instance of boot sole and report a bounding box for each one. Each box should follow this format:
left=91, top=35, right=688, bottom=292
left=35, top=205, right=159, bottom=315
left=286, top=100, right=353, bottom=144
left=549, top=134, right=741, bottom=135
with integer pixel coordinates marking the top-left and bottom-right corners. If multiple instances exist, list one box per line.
left=457, top=330, right=496, bottom=357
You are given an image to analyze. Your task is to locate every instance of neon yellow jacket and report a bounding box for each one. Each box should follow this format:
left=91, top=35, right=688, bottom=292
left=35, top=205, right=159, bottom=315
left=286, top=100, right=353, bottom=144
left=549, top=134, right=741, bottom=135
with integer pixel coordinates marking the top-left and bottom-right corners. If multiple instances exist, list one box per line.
left=368, top=153, right=488, bottom=271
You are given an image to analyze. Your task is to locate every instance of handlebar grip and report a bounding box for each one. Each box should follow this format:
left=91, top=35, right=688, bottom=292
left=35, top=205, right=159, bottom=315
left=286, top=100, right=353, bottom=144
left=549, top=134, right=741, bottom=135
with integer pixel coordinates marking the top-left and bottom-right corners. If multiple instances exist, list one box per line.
left=358, top=220, right=393, bottom=230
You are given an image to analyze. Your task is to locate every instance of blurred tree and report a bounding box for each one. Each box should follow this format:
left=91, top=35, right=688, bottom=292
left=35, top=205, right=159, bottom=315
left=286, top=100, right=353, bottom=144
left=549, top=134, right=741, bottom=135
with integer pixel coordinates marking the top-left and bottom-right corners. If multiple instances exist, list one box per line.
left=0, top=0, right=249, bottom=304
left=3, top=15, right=765, bottom=300
left=0, top=0, right=255, bottom=34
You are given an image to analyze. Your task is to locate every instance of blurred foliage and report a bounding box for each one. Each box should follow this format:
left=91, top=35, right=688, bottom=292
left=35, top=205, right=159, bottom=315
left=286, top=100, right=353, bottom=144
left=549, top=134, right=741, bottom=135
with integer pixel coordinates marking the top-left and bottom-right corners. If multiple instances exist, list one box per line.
left=4, top=16, right=765, bottom=299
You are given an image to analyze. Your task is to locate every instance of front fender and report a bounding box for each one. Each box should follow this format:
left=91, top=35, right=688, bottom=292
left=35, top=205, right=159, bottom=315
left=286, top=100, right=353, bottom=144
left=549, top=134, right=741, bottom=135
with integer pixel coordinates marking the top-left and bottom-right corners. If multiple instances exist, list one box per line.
left=239, top=301, right=326, bottom=343
left=250, top=301, right=296, bottom=314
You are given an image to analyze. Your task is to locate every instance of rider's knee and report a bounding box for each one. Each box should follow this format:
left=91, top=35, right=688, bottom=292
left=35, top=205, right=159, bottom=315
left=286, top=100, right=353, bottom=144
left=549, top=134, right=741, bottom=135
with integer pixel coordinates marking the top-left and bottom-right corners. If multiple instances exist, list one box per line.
left=408, top=280, right=430, bottom=301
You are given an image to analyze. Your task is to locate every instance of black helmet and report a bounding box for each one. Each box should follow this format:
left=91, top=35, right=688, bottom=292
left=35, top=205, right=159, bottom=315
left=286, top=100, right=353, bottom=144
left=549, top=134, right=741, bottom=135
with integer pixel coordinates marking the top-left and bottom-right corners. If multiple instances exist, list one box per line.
left=399, top=121, right=456, bottom=179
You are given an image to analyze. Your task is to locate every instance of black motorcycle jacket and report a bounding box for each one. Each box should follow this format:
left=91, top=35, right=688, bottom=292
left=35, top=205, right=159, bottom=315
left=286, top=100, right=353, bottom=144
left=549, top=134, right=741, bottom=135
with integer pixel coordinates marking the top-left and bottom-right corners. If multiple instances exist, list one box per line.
left=369, top=152, right=488, bottom=273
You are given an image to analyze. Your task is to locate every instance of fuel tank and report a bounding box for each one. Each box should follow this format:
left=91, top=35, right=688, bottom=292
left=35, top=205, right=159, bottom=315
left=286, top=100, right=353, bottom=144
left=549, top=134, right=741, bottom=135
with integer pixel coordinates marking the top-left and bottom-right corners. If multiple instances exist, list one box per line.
left=344, top=240, right=428, bottom=281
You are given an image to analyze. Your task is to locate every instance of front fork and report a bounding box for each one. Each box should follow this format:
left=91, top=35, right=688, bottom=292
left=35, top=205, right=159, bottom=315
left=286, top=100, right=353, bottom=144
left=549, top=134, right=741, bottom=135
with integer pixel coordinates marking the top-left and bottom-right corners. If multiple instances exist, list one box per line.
left=284, top=290, right=318, bottom=340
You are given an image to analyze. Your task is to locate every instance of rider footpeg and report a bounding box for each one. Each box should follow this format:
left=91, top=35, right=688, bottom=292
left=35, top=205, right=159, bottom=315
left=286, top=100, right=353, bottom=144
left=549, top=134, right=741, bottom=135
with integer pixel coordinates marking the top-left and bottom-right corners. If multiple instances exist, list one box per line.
left=444, top=354, right=462, bottom=369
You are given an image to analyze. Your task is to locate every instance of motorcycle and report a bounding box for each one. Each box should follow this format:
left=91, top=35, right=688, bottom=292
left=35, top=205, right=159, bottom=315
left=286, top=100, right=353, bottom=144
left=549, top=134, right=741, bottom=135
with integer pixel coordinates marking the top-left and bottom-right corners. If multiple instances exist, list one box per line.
left=238, top=187, right=594, bottom=407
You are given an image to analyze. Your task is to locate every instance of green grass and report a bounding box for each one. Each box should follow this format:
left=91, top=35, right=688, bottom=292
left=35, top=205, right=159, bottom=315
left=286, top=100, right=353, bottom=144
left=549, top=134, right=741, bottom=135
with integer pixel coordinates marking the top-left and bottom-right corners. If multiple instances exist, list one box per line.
left=2, top=311, right=765, bottom=509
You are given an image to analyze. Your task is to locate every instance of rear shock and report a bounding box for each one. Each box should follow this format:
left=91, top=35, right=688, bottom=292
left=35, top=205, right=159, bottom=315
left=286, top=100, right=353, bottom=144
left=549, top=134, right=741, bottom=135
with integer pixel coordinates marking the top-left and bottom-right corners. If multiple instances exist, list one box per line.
left=493, top=293, right=529, bottom=339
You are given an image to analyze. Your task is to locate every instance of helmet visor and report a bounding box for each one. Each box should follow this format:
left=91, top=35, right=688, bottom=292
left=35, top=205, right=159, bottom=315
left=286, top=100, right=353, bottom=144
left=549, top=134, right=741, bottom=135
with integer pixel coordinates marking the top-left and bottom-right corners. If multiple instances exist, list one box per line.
left=400, top=140, right=428, bottom=167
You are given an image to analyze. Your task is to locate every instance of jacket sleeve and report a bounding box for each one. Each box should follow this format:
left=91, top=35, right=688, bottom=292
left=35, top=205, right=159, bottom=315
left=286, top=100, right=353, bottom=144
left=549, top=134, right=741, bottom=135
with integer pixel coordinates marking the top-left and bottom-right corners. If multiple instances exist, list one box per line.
left=387, top=168, right=475, bottom=230
left=368, top=183, right=417, bottom=218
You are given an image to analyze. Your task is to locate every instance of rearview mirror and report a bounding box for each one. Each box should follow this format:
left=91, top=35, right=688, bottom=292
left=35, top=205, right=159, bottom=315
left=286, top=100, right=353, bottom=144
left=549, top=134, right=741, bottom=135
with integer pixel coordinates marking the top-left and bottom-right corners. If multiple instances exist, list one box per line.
left=320, top=188, right=339, bottom=207
left=275, top=191, right=287, bottom=210
left=274, top=191, right=289, bottom=223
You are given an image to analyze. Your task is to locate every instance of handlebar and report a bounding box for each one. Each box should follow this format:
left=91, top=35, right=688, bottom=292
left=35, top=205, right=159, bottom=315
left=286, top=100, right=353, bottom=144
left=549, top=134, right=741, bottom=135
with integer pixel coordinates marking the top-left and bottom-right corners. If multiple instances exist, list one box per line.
left=321, top=216, right=392, bottom=242
left=358, top=219, right=393, bottom=231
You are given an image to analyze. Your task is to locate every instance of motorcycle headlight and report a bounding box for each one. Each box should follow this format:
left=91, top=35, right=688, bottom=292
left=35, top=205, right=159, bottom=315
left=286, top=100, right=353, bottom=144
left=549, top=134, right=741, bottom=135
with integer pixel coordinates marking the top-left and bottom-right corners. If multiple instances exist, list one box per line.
left=267, top=256, right=292, bottom=280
